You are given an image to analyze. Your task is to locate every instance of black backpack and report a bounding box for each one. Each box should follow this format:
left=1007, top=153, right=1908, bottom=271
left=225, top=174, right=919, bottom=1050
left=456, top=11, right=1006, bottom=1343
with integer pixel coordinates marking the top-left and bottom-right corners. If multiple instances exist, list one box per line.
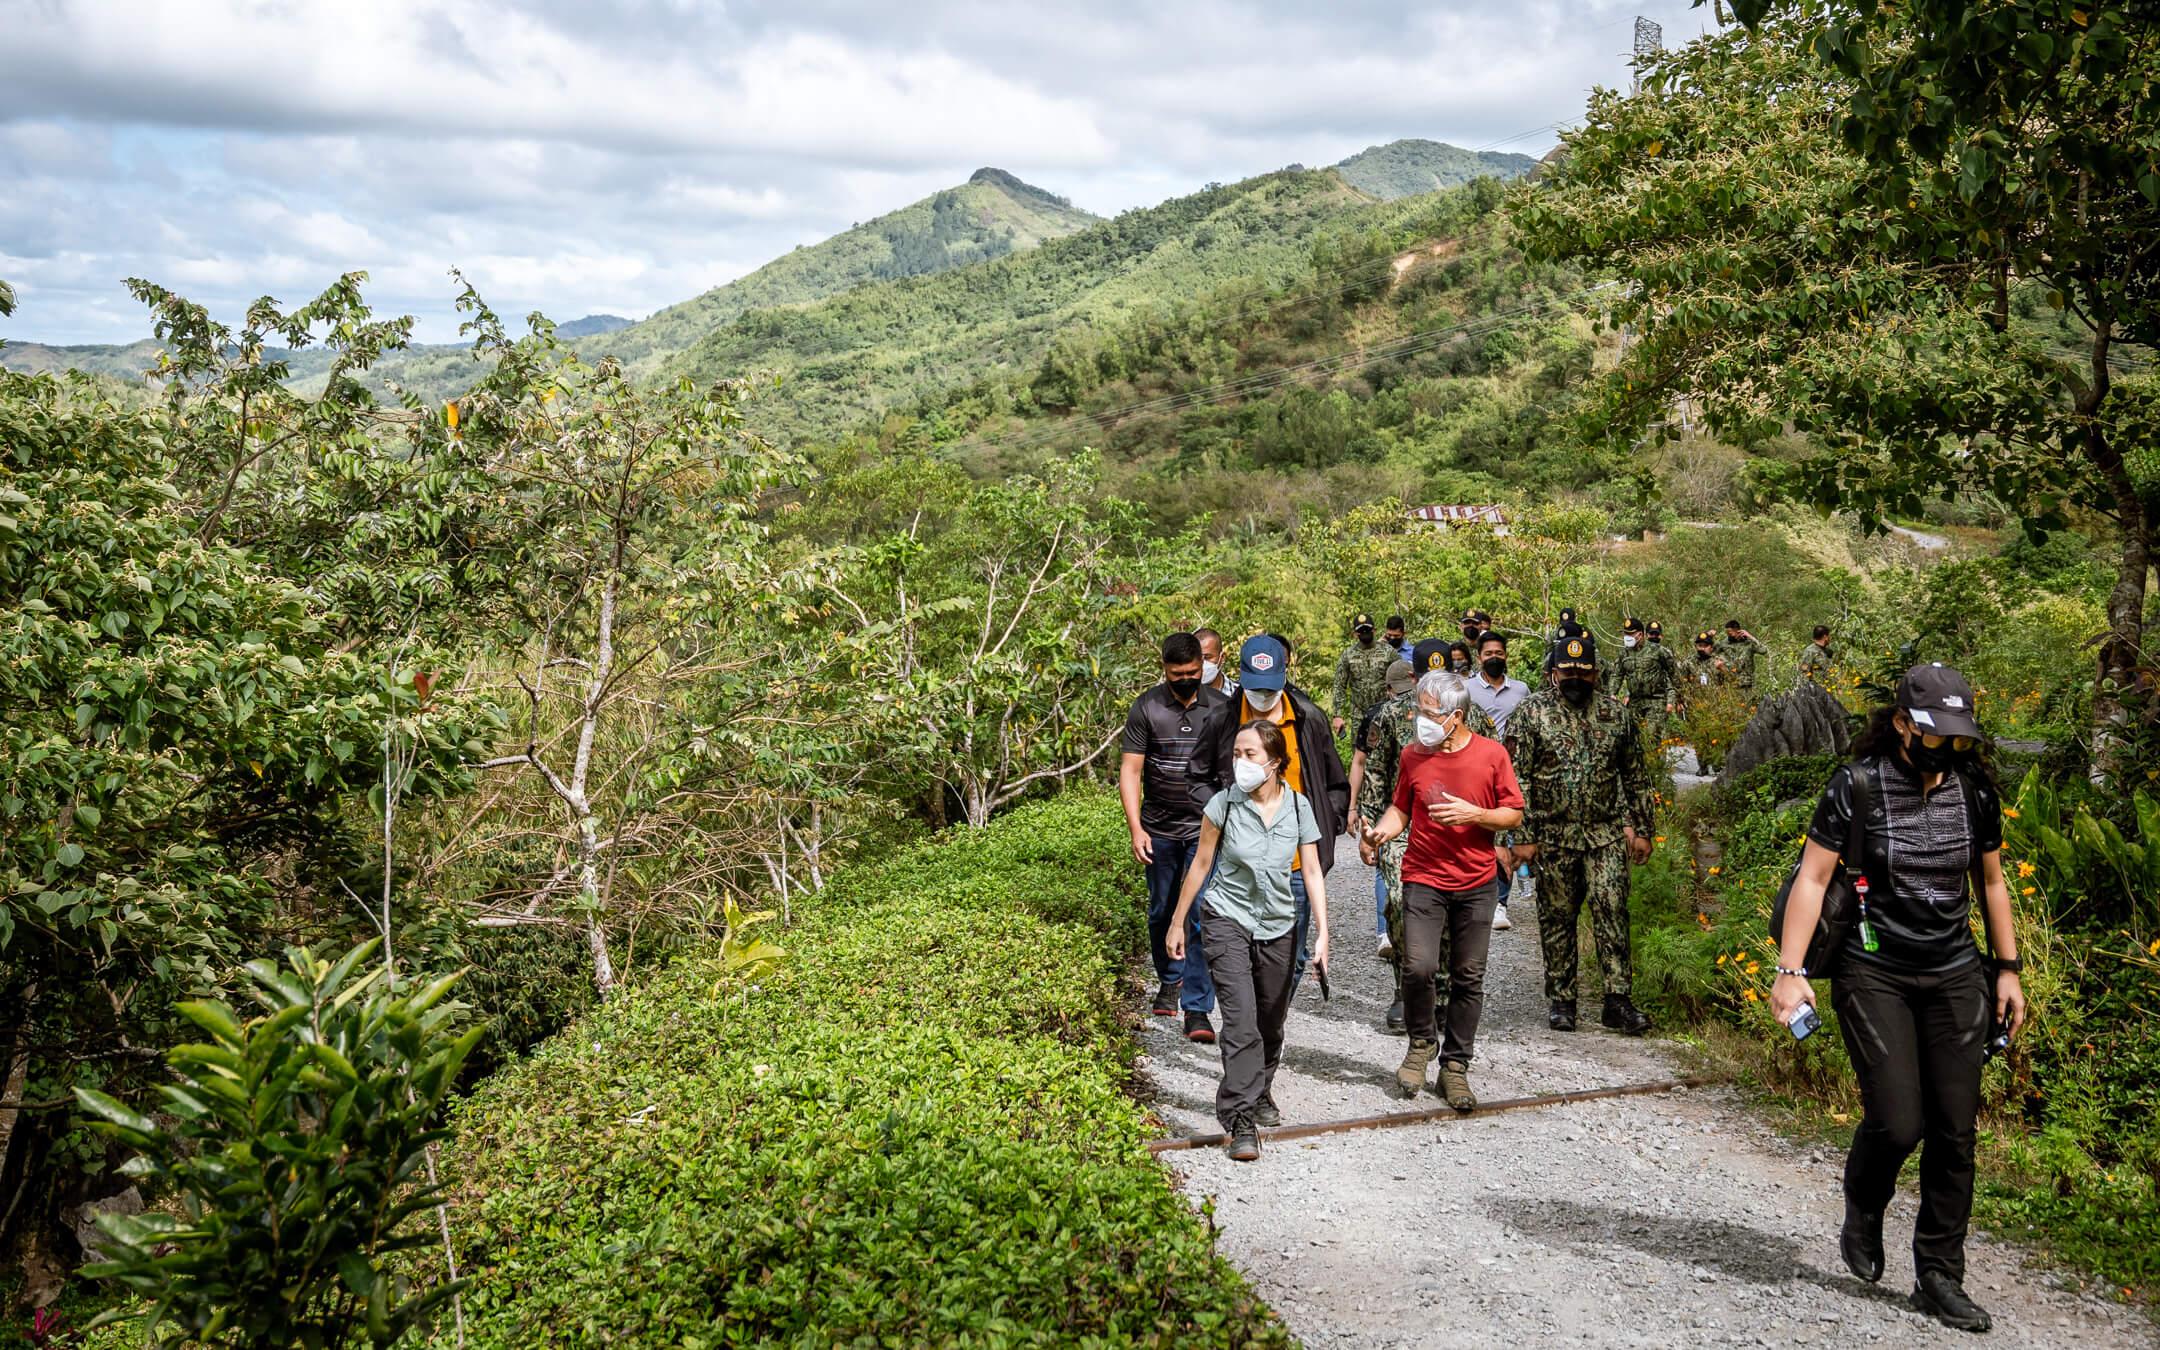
left=1767, top=763, right=1874, bottom=972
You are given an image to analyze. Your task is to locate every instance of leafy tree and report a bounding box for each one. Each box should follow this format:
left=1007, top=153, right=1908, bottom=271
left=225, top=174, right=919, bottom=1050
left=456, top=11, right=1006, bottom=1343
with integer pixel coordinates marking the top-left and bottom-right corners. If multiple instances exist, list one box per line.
left=75, top=942, right=479, bottom=1349
left=0, top=366, right=490, bottom=1273
left=451, top=291, right=818, bottom=993
left=1514, top=1, right=2160, bottom=775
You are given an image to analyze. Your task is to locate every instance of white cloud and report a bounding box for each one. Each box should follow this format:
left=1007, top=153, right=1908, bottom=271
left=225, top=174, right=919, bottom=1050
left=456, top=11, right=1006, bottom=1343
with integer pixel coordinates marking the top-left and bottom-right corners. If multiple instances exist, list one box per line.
left=0, top=0, right=1718, bottom=344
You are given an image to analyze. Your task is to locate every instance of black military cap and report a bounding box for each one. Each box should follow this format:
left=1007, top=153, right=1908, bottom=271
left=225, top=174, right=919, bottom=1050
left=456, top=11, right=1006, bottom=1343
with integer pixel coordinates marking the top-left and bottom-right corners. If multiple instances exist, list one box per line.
left=1552, top=631, right=1598, bottom=672
left=1411, top=638, right=1454, bottom=673
left=1695, top=630, right=1715, bottom=645
left=1353, top=612, right=1375, bottom=632
left=1622, top=615, right=1644, bottom=633
left=1646, top=620, right=1663, bottom=636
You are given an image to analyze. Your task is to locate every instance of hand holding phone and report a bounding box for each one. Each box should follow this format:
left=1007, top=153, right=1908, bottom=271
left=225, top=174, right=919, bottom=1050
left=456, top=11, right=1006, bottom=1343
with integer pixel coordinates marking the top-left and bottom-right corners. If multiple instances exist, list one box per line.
left=1785, top=1002, right=1822, bottom=1041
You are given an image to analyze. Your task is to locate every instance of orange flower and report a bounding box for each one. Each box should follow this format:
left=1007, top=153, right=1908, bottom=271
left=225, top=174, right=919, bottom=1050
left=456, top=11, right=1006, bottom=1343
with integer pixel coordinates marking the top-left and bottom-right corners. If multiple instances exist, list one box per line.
left=1745, top=962, right=1761, bottom=975
left=1708, top=865, right=1721, bottom=875
left=2021, top=885, right=2036, bottom=896
left=2004, top=807, right=2020, bottom=819
left=2015, top=860, right=2035, bottom=879
left=1743, top=988, right=1761, bottom=1003
left=1717, top=955, right=1728, bottom=966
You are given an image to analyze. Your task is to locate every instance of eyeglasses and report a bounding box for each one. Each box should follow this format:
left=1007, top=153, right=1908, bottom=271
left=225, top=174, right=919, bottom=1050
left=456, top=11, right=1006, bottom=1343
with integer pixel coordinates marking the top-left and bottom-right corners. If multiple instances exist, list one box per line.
left=1916, top=732, right=1977, bottom=752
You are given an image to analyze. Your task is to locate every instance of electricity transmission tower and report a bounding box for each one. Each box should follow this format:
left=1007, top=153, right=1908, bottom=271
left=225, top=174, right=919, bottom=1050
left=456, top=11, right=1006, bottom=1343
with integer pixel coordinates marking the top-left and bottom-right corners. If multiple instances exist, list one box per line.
left=1632, top=16, right=1664, bottom=92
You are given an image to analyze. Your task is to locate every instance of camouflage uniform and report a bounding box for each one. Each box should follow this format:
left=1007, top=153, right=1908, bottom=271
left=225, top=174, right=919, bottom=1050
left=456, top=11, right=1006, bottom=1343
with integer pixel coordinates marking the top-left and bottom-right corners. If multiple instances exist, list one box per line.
left=1615, top=640, right=1678, bottom=749
left=1797, top=641, right=1835, bottom=687
left=1363, top=693, right=1496, bottom=1001
left=1722, top=633, right=1769, bottom=695
left=1504, top=688, right=1656, bottom=1001
left=1334, top=640, right=1398, bottom=725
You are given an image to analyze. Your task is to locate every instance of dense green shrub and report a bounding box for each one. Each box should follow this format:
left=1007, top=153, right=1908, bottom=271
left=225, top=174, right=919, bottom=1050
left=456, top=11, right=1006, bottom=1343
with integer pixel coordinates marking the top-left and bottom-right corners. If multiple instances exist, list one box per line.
left=432, top=793, right=1288, bottom=1347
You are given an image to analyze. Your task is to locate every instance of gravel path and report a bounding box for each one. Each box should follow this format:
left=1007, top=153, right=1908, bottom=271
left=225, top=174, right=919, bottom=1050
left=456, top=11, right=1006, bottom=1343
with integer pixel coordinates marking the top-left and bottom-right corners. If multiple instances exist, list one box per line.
left=1140, top=841, right=2148, bottom=1348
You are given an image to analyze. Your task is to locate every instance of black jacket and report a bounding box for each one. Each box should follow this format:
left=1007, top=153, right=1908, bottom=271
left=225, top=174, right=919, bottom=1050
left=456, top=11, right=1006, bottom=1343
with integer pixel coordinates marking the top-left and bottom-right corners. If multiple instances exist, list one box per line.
left=1189, top=683, right=1352, bottom=872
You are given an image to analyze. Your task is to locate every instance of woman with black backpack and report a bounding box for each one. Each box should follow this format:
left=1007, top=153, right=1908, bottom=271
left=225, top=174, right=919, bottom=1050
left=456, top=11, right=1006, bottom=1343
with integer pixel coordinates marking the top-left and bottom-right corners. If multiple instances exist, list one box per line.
left=1770, top=664, right=2027, bottom=1333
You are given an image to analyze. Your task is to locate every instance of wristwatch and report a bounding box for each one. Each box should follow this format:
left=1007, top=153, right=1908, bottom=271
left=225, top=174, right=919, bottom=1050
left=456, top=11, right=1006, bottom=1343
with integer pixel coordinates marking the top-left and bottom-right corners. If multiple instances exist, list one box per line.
left=1992, top=955, right=2023, bottom=974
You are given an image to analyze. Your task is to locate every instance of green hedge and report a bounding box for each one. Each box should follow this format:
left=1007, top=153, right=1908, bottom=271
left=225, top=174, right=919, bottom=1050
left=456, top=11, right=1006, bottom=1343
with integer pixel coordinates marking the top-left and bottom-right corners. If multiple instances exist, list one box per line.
left=434, top=793, right=1290, bottom=1347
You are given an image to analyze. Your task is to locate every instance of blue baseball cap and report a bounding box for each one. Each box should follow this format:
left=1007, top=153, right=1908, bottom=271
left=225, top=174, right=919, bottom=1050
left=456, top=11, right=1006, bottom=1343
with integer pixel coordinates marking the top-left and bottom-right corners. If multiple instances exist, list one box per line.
left=1238, top=634, right=1289, bottom=691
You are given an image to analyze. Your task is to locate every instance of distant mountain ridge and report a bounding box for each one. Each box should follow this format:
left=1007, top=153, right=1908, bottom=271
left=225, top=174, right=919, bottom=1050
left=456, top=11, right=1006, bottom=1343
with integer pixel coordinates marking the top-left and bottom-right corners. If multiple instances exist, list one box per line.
left=1333, top=139, right=1539, bottom=199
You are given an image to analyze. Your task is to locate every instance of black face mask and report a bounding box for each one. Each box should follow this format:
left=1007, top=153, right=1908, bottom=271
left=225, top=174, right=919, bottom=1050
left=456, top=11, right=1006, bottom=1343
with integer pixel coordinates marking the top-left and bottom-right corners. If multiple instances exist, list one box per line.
left=1357, top=632, right=1374, bottom=647
left=1558, top=679, right=1594, bottom=707
left=1481, top=656, right=1506, bottom=679
left=1904, top=732, right=1960, bottom=774
left=1167, top=677, right=1201, bottom=702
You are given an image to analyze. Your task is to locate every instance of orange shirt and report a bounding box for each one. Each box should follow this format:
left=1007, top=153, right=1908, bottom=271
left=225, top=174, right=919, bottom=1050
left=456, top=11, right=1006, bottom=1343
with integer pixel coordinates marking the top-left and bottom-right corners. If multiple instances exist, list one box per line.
left=1241, top=694, right=1303, bottom=870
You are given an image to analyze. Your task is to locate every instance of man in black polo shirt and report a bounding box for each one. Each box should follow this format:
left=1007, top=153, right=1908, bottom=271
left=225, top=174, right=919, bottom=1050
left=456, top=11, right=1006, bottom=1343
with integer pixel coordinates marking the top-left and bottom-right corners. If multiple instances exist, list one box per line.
left=1120, top=631, right=1231, bottom=1042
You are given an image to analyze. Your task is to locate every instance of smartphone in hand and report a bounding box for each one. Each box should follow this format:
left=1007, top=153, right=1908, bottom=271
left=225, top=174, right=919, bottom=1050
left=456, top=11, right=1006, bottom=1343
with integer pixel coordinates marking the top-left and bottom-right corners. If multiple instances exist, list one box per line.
left=1315, top=961, right=1331, bottom=1002
left=1786, top=1003, right=1822, bottom=1041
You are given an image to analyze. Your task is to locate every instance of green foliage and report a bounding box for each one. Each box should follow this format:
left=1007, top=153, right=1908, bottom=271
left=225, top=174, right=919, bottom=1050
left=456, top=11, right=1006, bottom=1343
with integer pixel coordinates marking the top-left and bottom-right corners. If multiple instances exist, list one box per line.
left=75, top=942, right=481, bottom=1349
left=435, top=793, right=1289, bottom=1347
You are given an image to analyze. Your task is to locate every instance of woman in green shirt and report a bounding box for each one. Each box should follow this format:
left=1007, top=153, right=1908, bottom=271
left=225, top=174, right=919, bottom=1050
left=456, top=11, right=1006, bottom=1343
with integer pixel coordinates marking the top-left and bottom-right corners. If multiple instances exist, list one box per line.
left=1166, top=719, right=1331, bottom=1162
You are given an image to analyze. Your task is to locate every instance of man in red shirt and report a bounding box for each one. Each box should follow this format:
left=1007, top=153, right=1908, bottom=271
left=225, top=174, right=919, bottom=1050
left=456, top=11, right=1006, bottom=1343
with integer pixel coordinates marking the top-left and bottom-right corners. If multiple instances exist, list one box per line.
left=1360, top=670, right=1524, bottom=1109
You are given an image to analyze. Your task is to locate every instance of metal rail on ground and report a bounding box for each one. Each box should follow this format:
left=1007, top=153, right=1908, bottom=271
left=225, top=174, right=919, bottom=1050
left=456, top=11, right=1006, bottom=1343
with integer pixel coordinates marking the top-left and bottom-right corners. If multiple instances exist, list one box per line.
left=1147, top=1074, right=1725, bottom=1154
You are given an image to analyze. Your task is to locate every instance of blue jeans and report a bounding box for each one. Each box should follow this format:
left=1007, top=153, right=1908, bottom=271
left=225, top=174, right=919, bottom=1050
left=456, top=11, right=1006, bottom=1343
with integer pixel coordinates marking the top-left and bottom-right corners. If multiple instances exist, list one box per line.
left=1373, top=867, right=1389, bottom=941
left=1145, top=834, right=1214, bottom=1013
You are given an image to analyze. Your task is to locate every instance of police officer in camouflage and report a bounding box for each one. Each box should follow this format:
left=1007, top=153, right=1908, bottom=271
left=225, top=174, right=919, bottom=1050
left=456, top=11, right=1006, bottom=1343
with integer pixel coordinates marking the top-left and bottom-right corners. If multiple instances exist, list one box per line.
left=1798, top=625, right=1836, bottom=686
left=1364, top=638, right=1496, bottom=1032
left=1503, top=630, right=1658, bottom=1035
left=1615, top=616, right=1678, bottom=751
left=1332, top=613, right=1397, bottom=735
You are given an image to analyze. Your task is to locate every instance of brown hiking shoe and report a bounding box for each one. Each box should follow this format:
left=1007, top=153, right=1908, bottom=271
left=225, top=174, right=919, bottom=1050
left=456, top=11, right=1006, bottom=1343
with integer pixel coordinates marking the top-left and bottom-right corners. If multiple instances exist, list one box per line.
left=1395, top=1038, right=1438, bottom=1097
left=1438, top=1059, right=1476, bottom=1112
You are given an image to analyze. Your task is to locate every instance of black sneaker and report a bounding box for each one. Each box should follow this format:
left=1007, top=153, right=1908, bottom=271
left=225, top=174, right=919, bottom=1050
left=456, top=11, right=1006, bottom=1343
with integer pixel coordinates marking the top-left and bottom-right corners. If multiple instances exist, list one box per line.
left=1600, top=994, right=1653, bottom=1036
left=1254, top=1094, right=1282, bottom=1128
left=1911, top=1270, right=1992, bottom=1333
left=1151, top=982, right=1181, bottom=1016
left=1183, top=1010, right=1216, bottom=1044
left=1225, top=1112, right=1261, bottom=1162
left=1840, top=1201, right=1885, bottom=1283
left=1385, top=998, right=1405, bottom=1033
left=1548, top=1000, right=1577, bottom=1031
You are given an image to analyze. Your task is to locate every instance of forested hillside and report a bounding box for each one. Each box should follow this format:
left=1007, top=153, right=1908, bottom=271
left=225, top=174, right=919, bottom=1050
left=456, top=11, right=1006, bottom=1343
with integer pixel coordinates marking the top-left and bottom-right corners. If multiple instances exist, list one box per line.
left=659, top=163, right=1477, bottom=441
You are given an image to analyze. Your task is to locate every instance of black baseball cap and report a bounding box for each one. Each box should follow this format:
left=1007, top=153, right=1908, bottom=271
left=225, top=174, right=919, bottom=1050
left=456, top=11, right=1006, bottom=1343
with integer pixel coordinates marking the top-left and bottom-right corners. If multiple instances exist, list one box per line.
left=1897, top=663, right=1982, bottom=739
left=1411, top=638, right=1453, bottom=674
left=1552, top=631, right=1598, bottom=672
left=1353, top=612, right=1375, bottom=632
left=1646, top=620, right=1663, bottom=636
left=1622, top=616, right=1644, bottom=633
left=1695, top=630, right=1715, bottom=645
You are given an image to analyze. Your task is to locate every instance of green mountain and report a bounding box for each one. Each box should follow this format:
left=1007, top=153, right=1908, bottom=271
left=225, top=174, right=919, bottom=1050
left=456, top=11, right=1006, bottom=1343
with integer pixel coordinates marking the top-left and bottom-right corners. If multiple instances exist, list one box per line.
left=584, top=168, right=1098, bottom=382
left=1, top=171, right=1096, bottom=399
left=1333, top=139, right=1539, bottom=199
left=659, top=162, right=1477, bottom=443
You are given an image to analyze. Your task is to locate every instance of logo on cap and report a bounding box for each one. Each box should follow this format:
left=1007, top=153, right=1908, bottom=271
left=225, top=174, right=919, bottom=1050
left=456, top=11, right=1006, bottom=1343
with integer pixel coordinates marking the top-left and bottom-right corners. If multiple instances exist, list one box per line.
left=1943, top=694, right=1965, bottom=709
left=1250, top=652, right=1275, bottom=672
left=1566, top=640, right=1584, bottom=657
left=1425, top=652, right=1444, bottom=669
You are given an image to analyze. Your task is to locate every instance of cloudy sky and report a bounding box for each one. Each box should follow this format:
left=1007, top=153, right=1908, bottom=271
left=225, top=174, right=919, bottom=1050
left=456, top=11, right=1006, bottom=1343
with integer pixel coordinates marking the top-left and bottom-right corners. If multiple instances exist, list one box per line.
left=0, top=0, right=1715, bottom=345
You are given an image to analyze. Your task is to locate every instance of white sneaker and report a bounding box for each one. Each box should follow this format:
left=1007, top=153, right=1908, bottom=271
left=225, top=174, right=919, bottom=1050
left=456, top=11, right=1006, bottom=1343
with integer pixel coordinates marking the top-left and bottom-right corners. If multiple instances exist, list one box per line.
left=1377, top=934, right=1395, bottom=960
left=1492, top=903, right=1513, bottom=931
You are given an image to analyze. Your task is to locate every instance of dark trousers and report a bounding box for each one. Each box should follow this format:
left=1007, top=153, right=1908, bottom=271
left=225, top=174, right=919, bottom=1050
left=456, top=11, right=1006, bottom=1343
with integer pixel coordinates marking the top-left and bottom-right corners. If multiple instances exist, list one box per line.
left=1145, top=834, right=1213, bottom=1012
left=1532, top=841, right=1633, bottom=1000
left=1832, top=957, right=1990, bottom=1280
left=1200, top=905, right=1296, bottom=1128
left=1400, top=882, right=1497, bottom=1062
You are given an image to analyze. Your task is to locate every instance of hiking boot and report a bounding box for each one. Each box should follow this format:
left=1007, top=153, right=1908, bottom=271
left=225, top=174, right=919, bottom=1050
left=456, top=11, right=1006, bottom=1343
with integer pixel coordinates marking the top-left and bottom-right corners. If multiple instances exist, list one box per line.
left=1911, top=1270, right=1992, bottom=1333
left=1183, top=1010, right=1216, bottom=1044
left=1254, top=1094, right=1282, bottom=1128
left=1437, top=1059, right=1476, bottom=1111
left=1601, top=994, right=1653, bottom=1036
left=1385, top=998, right=1405, bottom=1033
left=1151, top=981, right=1181, bottom=1016
left=1492, top=902, right=1512, bottom=931
left=1225, top=1112, right=1261, bottom=1162
left=1548, top=1000, right=1577, bottom=1031
left=1395, top=1038, right=1438, bottom=1098
left=1840, top=1201, right=1885, bottom=1283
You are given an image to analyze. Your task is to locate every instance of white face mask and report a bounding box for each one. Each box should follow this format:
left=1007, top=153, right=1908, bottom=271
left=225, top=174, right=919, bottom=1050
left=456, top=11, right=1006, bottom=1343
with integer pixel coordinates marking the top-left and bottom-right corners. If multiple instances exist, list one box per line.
left=1414, top=714, right=1449, bottom=748
left=1232, top=759, right=1269, bottom=792
left=1623, top=635, right=1639, bottom=648
left=1201, top=659, right=1222, bottom=685
left=1244, top=688, right=1282, bottom=714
